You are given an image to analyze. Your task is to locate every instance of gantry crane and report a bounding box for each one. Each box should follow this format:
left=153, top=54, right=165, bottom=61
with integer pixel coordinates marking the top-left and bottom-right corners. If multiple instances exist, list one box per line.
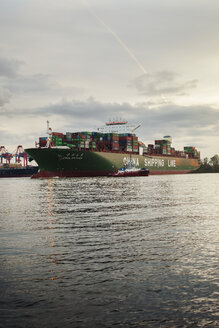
left=0, top=146, right=13, bottom=164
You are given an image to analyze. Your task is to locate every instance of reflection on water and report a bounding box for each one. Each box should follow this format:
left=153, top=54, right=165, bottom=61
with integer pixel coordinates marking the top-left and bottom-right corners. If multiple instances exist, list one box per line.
left=0, top=174, right=218, bottom=327
left=46, top=178, right=54, bottom=220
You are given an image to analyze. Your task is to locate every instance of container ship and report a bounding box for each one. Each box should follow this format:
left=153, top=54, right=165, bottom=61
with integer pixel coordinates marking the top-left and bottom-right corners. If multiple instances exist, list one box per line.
left=0, top=163, right=39, bottom=178
left=0, top=145, right=39, bottom=178
left=25, top=121, right=200, bottom=178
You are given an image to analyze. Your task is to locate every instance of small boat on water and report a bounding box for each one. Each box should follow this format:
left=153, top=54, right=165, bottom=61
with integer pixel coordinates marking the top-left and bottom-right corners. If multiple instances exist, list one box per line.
left=108, top=160, right=149, bottom=177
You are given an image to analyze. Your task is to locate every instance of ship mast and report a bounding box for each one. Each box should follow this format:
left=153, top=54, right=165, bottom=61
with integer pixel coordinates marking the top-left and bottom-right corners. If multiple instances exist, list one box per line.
left=46, top=120, right=53, bottom=147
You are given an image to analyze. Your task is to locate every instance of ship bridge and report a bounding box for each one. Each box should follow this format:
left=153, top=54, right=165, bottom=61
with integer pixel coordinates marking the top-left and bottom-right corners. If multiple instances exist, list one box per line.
left=97, top=120, right=140, bottom=134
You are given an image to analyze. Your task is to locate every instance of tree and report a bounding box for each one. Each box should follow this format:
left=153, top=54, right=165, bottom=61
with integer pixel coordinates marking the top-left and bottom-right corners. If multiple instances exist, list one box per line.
left=209, top=155, right=219, bottom=172
left=196, top=154, right=219, bottom=173
left=209, top=155, right=219, bottom=166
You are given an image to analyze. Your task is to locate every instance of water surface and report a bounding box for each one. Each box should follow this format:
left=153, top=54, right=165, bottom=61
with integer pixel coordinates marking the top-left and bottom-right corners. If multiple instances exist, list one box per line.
left=0, top=174, right=218, bottom=327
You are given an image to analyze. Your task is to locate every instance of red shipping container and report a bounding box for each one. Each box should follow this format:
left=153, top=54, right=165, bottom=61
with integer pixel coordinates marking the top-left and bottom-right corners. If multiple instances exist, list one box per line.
left=52, top=132, right=64, bottom=138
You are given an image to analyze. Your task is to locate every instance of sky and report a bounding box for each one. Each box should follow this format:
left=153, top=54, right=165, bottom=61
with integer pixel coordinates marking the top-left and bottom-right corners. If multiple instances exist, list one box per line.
left=0, top=0, right=219, bottom=158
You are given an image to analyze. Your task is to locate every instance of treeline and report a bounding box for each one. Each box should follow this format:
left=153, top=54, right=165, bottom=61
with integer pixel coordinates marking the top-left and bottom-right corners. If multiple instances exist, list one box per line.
left=196, top=155, right=219, bottom=173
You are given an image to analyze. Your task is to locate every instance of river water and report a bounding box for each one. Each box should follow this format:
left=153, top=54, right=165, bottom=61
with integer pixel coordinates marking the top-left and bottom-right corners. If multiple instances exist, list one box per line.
left=0, top=174, right=218, bottom=327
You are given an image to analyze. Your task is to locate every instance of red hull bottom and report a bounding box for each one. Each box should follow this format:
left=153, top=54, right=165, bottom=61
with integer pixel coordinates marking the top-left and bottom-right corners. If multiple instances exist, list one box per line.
left=32, top=169, right=192, bottom=178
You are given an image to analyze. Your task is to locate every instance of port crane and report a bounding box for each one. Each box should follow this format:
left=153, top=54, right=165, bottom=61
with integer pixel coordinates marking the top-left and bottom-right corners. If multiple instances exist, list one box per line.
left=0, top=145, right=28, bottom=166
left=14, top=145, right=28, bottom=166
left=0, top=146, right=13, bottom=164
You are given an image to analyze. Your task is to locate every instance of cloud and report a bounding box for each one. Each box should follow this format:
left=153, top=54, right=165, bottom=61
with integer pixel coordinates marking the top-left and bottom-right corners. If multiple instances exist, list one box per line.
left=0, top=56, right=60, bottom=94
left=6, top=74, right=59, bottom=94
left=0, top=56, right=23, bottom=78
left=1, top=97, right=218, bottom=157
left=0, top=62, right=61, bottom=108
left=130, top=71, right=198, bottom=97
left=0, top=61, right=84, bottom=109
left=0, top=87, right=12, bottom=106
left=2, top=98, right=218, bottom=137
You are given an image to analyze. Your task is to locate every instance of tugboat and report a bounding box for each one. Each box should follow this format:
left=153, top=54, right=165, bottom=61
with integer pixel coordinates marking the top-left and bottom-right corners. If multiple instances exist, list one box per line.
left=108, top=159, right=149, bottom=177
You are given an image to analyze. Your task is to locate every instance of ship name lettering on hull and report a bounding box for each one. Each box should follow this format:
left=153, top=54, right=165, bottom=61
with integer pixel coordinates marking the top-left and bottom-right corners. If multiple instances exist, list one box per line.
left=168, top=160, right=176, bottom=167
left=123, top=157, right=139, bottom=167
left=144, top=158, right=165, bottom=167
left=57, top=153, right=84, bottom=160
left=144, top=158, right=177, bottom=168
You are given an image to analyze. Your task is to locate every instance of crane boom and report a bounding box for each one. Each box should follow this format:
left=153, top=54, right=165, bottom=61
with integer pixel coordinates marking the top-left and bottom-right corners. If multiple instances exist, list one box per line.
left=131, top=124, right=141, bottom=133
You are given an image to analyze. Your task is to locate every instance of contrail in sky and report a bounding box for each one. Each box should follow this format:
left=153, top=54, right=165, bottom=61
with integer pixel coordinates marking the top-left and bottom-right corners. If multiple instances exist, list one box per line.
left=82, top=1, right=169, bottom=104
left=82, top=0, right=147, bottom=75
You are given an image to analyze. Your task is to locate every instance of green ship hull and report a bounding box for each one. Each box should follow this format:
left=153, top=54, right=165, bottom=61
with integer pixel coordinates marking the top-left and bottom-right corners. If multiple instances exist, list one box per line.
left=25, top=147, right=200, bottom=178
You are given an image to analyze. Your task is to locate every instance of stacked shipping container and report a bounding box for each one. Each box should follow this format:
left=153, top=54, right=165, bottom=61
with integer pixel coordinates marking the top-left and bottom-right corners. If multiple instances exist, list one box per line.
left=184, top=146, right=200, bottom=158
left=37, top=131, right=200, bottom=159
left=38, top=131, right=137, bottom=152
left=155, top=139, right=171, bottom=155
left=119, top=134, right=133, bottom=152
